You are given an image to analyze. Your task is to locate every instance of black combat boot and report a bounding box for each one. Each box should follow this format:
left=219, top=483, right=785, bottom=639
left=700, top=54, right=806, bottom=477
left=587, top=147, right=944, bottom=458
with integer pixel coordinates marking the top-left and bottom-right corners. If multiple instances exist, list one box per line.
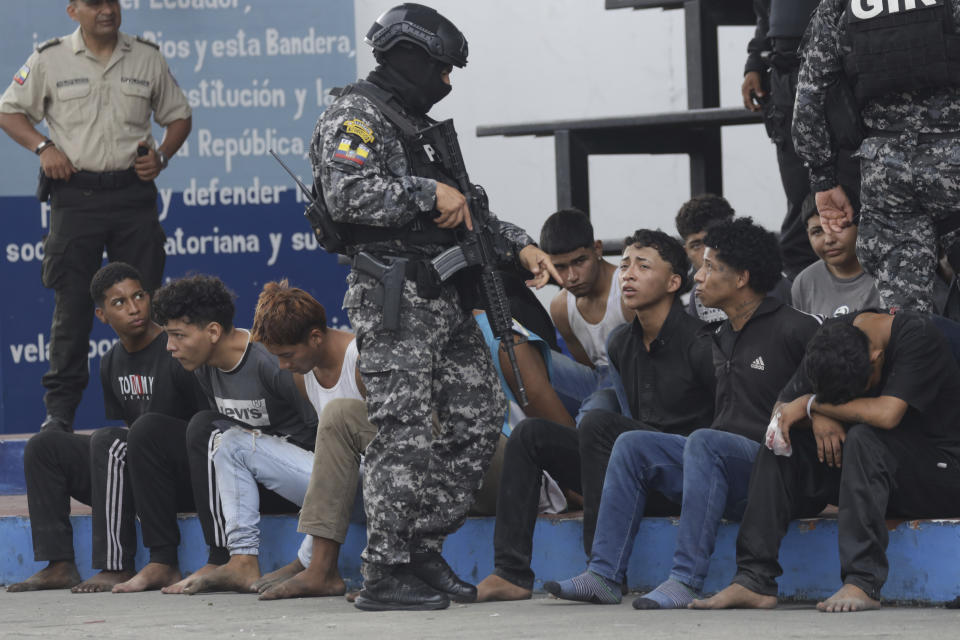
left=408, top=551, right=477, bottom=603
left=354, top=569, right=450, bottom=612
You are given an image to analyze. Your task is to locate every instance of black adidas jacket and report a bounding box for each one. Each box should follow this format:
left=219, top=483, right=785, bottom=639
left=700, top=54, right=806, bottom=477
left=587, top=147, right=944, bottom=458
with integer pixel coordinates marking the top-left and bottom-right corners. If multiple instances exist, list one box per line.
left=703, top=297, right=822, bottom=442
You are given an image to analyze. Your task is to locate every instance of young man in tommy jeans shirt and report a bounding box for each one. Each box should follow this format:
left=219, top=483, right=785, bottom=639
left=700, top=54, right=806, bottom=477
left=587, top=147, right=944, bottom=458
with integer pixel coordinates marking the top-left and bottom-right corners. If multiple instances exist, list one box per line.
left=8, top=262, right=205, bottom=594
left=151, top=274, right=318, bottom=595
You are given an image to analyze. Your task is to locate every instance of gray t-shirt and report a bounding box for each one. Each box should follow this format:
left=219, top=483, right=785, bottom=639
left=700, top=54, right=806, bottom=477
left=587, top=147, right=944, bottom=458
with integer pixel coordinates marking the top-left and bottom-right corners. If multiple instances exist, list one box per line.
left=195, top=332, right=318, bottom=450
left=790, top=261, right=882, bottom=317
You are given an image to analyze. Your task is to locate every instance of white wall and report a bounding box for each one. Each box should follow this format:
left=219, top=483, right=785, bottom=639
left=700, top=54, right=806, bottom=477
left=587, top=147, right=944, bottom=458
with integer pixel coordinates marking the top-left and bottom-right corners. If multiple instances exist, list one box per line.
left=353, top=0, right=785, bottom=246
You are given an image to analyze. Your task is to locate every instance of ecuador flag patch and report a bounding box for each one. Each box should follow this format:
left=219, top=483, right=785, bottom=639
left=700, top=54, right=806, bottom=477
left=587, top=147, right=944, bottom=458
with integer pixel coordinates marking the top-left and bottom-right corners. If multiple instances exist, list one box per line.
left=332, top=137, right=371, bottom=168
left=14, top=65, right=30, bottom=85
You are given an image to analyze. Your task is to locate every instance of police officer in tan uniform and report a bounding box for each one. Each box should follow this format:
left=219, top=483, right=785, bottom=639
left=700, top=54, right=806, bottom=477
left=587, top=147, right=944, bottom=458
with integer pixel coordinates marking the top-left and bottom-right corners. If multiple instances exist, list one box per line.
left=0, top=0, right=191, bottom=432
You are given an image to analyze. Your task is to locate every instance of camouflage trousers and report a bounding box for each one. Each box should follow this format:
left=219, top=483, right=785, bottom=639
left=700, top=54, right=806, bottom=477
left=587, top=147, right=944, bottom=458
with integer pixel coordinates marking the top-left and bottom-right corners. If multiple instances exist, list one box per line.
left=857, top=135, right=960, bottom=312
left=343, top=271, right=503, bottom=583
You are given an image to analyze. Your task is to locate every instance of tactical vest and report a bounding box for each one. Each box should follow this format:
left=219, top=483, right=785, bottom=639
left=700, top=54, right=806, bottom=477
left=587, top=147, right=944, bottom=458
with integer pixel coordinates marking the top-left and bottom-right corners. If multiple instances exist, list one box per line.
left=844, top=0, right=960, bottom=102
left=312, top=81, right=457, bottom=255
left=768, top=0, right=821, bottom=39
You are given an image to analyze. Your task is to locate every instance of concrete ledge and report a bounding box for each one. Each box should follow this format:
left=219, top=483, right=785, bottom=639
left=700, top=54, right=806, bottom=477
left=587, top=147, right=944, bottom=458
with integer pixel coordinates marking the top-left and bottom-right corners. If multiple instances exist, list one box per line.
left=3, top=512, right=959, bottom=603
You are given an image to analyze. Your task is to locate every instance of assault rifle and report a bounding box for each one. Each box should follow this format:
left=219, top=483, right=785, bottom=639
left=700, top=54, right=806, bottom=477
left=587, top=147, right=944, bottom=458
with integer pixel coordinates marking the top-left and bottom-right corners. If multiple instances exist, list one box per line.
left=420, top=119, right=529, bottom=406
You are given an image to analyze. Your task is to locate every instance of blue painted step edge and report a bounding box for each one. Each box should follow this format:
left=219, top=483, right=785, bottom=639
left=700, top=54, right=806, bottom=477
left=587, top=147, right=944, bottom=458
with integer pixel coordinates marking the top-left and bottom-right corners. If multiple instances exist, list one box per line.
left=3, top=513, right=959, bottom=603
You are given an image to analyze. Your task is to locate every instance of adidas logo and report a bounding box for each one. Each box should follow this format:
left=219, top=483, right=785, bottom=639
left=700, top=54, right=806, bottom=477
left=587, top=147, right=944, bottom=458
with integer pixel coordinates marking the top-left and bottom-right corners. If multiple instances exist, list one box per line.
left=750, top=356, right=765, bottom=371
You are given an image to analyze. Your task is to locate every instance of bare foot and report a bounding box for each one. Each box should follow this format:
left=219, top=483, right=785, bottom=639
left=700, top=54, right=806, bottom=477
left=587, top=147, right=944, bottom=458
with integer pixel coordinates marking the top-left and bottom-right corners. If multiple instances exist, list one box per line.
left=71, top=570, right=136, bottom=594
left=259, top=565, right=346, bottom=600
left=689, top=583, right=777, bottom=610
left=162, top=563, right=220, bottom=594
left=816, top=584, right=881, bottom=613
left=6, top=561, right=81, bottom=592
left=182, top=555, right=260, bottom=595
left=253, top=559, right=304, bottom=594
left=113, top=562, right=181, bottom=593
left=476, top=574, right=532, bottom=602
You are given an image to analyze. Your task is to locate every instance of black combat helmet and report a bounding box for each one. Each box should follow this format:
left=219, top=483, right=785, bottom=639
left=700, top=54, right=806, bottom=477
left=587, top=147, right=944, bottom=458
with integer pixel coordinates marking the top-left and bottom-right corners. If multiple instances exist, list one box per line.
left=365, top=3, right=468, bottom=68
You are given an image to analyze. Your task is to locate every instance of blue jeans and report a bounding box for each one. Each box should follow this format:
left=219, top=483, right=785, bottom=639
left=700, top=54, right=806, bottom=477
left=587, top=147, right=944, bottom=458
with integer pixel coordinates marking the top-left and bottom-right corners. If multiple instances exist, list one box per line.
left=548, top=353, right=618, bottom=424
left=587, top=429, right=760, bottom=591
left=213, top=426, right=314, bottom=555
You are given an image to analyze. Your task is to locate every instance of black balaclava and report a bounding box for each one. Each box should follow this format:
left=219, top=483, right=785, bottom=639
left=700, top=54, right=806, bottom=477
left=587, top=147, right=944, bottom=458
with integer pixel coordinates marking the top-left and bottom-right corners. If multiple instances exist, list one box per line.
left=367, top=42, right=451, bottom=116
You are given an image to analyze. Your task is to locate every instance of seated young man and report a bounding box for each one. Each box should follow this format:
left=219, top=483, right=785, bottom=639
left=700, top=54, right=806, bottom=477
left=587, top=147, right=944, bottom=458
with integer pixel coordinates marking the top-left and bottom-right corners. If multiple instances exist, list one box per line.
left=541, top=209, right=631, bottom=419
left=150, top=275, right=318, bottom=595
left=695, top=312, right=960, bottom=613
left=791, top=196, right=881, bottom=316
left=8, top=262, right=205, bottom=594
left=241, top=280, right=366, bottom=601
left=676, top=194, right=792, bottom=322
left=476, top=230, right=716, bottom=602
left=547, top=217, right=821, bottom=608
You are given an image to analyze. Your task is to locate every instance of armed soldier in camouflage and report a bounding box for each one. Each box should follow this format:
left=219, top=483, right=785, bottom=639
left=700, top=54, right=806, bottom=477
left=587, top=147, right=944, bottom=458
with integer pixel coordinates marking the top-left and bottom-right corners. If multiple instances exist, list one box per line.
left=310, top=3, right=560, bottom=612
left=792, top=0, right=960, bottom=313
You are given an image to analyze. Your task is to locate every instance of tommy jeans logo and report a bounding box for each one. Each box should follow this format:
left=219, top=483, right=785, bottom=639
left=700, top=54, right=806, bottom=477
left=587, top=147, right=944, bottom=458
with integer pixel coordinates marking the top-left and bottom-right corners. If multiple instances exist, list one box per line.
left=117, top=374, right=153, bottom=399
left=751, top=357, right=766, bottom=371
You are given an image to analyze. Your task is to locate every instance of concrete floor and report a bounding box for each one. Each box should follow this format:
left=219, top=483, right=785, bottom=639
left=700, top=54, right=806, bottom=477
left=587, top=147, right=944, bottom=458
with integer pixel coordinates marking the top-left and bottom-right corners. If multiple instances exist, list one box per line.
left=1, top=589, right=958, bottom=639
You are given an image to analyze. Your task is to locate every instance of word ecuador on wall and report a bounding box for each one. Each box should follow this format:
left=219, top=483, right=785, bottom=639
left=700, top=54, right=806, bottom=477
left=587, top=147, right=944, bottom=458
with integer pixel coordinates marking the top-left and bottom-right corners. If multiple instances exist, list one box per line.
left=0, top=0, right=355, bottom=434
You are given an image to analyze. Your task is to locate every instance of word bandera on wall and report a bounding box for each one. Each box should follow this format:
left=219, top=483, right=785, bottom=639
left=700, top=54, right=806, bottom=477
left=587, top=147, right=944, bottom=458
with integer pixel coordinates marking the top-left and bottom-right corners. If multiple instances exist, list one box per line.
left=0, top=0, right=355, bottom=434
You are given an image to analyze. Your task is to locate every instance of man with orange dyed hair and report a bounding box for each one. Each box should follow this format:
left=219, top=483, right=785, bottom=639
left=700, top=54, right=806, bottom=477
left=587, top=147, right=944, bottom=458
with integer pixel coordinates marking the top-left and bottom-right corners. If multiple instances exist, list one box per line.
left=248, top=280, right=371, bottom=600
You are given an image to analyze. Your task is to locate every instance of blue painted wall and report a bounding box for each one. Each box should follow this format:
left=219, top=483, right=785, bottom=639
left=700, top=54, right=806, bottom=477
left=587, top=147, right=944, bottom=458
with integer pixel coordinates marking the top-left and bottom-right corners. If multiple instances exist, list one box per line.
left=0, top=0, right=356, bottom=434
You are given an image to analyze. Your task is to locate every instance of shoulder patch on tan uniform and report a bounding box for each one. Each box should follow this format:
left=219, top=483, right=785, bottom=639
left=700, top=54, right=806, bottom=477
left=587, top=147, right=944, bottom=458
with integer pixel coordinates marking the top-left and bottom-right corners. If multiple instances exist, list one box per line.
left=135, top=36, right=160, bottom=50
left=37, top=38, right=61, bottom=53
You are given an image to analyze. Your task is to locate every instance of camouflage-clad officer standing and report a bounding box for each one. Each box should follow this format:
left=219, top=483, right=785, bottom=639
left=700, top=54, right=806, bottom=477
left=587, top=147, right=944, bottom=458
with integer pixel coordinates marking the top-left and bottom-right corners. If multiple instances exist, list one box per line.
left=0, top=0, right=191, bottom=432
left=743, top=0, right=820, bottom=279
left=311, top=3, right=559, bottom=612
left=793, top=0, right=960, bottom=312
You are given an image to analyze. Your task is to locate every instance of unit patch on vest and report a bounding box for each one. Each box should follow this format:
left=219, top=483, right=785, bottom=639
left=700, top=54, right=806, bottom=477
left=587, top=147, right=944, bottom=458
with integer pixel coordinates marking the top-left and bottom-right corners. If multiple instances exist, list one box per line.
left=13, top=65, right=29, bottom=86
left=342, top=119, right=375, bottom=144
left=848, top=0, right=941, bottom=22
left=332, top=136, right=371, bottom=168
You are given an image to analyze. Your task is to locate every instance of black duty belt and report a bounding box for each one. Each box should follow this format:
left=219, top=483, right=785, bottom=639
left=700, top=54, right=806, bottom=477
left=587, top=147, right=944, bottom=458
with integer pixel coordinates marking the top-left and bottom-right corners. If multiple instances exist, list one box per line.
left=869, top=129, right=960, bottom=144
left=60, top=168, right=140, bottom=190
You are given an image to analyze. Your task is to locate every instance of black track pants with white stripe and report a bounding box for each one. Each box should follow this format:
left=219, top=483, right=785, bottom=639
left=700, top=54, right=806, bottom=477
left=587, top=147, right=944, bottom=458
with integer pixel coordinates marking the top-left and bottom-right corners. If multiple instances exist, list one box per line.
left=129, top=413, right=229, bottom=567
left=24, top=427, right=135, bottom=571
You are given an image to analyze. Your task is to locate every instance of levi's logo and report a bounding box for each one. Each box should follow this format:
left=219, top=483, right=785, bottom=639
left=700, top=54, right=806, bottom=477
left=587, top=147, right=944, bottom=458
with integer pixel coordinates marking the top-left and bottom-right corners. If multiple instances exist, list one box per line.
left=849, top=0, right=941, bottom=21
left=215, top=397, right=270, bottom=427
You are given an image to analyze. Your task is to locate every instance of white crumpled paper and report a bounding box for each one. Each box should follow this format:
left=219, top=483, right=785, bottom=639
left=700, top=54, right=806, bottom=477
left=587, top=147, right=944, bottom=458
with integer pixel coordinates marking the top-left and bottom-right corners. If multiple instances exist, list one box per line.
left=764, top=411, right=792, bottom=457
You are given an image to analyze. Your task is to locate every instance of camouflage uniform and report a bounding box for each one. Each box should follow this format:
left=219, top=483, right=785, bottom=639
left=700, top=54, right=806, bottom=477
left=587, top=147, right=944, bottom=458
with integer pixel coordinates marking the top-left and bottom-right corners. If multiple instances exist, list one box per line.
left=311, top=88, right=529, bottom=582
left=793, top=0, right=960, bottom=312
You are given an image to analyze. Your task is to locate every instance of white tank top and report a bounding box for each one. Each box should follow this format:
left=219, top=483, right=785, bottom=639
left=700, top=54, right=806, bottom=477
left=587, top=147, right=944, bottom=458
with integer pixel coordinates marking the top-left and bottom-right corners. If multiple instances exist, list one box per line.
left=565, top=266, right=628, bottom=368
left=304, top=338, right=363, bottom=414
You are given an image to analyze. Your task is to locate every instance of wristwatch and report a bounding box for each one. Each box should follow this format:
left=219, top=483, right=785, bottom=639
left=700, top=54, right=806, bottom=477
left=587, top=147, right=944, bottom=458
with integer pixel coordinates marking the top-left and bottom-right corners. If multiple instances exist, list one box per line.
left=156, top=148, right=169, bottom=170
left=34, top=138, right=55, bottom=155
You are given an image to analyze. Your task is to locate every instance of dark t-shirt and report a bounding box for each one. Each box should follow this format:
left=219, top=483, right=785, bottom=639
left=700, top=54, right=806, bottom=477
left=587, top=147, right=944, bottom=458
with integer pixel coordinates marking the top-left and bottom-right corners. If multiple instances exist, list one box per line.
left=194, top=335, right=318, bottom=451
left=607, top=299, right=715, bottom=435
left=100, top=331, right=207, bottom=425
left=780, top=311, right=960, bottom=453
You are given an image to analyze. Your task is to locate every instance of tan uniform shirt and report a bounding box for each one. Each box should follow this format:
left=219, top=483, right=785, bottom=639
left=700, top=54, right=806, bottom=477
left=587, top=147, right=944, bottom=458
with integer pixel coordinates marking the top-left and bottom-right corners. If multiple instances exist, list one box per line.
left=0, top=28, right=191, bottom=172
